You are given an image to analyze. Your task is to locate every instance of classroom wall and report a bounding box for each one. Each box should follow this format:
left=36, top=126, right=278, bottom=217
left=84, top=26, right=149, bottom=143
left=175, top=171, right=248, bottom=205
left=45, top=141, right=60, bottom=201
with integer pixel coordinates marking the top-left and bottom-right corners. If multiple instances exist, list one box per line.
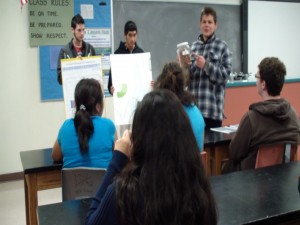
left=1, top=0, right=299, bottom=175
left=223, top=82, right=300, bottom=126
left=247, top=1, right=300, bottom=79
left=0, top=1, right=65, bottom=174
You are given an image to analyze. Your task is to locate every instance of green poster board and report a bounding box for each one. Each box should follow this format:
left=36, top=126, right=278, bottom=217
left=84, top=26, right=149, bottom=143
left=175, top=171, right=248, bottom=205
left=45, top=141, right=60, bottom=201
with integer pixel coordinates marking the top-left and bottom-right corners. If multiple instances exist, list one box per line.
left=28, top=0, right=74, bottom=46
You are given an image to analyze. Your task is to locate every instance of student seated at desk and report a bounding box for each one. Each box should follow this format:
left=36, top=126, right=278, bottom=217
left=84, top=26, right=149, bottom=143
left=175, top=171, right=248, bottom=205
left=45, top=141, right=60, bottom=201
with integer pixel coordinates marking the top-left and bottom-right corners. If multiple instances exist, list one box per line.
left=222, top=57, right=300, bottom=173
left=154, top=62, right=205, bottom=151
left=86, top=89, right=217, bottom=225
left=52, top=78, right=116, bottom=168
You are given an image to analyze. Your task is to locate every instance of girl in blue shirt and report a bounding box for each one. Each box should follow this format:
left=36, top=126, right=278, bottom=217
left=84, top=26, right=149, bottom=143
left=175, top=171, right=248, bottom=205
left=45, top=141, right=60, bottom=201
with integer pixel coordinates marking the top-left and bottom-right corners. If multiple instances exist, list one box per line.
left=52, top=78, right=116, bottom=168
left=155, top=62, right=205, bottom=151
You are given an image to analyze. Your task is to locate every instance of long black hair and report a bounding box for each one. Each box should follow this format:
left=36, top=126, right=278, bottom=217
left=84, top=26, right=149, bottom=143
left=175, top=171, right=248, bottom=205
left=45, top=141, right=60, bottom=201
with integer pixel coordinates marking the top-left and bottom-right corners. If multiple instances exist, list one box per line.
left=74, top=78, right=103, bottom=153
left=115, top=89, right=217, bottom=225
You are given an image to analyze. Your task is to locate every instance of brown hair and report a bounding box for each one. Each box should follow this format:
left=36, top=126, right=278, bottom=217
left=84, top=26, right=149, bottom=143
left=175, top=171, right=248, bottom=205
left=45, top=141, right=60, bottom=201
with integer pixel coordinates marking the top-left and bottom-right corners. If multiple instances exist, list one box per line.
left=258, top=57, right=286, bottom=96
left=200, top=7, right=217, bottom=23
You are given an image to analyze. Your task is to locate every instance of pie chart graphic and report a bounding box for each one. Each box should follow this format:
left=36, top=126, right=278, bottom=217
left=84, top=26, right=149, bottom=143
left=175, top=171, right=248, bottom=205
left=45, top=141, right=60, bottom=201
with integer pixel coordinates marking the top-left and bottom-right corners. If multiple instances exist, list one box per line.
left=117, top=83, right=127, bottom=98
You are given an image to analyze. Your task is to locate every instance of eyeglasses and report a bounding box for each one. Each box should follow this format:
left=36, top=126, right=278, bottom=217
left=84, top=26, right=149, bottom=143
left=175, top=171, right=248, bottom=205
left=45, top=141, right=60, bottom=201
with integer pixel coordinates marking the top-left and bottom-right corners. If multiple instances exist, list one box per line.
left=255, top=73, right=260, bottom=79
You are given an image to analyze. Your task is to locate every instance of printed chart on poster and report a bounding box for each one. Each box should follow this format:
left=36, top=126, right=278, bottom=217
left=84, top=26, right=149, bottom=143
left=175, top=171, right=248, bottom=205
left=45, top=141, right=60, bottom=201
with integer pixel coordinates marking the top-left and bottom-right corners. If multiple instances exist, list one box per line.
left=61, top=56, right=103, bottom=119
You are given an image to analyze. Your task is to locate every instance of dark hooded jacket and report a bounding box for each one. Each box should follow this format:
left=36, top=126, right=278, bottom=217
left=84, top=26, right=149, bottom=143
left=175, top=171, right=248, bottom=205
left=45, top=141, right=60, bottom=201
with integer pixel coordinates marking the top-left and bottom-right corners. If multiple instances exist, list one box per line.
left=222, top=98, right=300, bottom=173
left=57, top=39, right=96, bottom=85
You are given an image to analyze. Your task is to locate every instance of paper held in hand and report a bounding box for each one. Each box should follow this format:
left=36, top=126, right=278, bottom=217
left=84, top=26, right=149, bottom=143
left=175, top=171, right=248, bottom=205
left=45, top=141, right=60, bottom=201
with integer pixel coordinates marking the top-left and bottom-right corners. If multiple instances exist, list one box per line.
left=210, top=124, right=239, bottom=134
left=110, top=52, right=152, bottom=125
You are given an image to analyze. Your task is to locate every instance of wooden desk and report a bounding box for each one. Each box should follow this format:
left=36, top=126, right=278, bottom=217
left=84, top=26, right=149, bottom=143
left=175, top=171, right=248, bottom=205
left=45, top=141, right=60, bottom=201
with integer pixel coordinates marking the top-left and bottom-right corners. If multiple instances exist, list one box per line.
left=20, top=148, right=62, bottom=225
left=37, top=161, right=300, bottom=225
left=204, top=130, right=234, bottom=175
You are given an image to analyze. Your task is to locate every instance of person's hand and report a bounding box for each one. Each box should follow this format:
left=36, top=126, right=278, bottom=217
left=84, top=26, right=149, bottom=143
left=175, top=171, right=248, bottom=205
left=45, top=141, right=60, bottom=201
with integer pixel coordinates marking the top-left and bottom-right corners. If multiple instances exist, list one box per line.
left=115, top=129, right=132, bottom=159
left=192, top=53, right=206, bottom=69
left=110, top=86, right=115, bottom=95
left=182, top=55, right=191, bottom=68
left=150, top=80, right=155, bottom=89
left=76, top=53, right=83, bottom=60
left=176, top=55, right=180, bottom=63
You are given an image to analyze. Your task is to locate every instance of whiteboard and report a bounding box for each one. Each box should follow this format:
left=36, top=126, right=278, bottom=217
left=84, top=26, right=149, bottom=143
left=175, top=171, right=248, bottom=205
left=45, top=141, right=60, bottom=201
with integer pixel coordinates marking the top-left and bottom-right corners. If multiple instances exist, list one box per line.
left=248, top=0, right=300, bottom=80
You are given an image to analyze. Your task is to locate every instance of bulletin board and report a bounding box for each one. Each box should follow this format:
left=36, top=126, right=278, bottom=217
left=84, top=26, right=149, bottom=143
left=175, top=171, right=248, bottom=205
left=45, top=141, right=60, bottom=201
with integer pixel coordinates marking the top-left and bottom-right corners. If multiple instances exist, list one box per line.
left=39, top=0, right=112, bottom=101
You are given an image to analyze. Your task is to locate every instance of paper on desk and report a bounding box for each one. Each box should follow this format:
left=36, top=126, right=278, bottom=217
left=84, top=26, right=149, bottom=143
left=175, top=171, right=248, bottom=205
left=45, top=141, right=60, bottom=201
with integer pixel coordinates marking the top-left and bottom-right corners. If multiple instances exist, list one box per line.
left=210, top=124, right=239, bottom=134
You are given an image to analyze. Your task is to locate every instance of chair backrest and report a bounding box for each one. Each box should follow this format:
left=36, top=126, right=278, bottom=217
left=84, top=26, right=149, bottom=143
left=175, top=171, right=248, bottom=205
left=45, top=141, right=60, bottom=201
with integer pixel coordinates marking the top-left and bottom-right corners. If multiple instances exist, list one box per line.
left=201, top=151, right=208, bottom=173
left=62, top=167, right=106, bottom=201
left=255, top=143, right=297, bottom=169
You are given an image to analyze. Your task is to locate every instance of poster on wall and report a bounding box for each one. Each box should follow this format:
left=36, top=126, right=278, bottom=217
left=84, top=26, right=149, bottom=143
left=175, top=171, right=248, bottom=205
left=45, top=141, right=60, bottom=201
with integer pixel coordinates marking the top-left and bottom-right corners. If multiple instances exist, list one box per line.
left=28, top=0, right=74, bottom=46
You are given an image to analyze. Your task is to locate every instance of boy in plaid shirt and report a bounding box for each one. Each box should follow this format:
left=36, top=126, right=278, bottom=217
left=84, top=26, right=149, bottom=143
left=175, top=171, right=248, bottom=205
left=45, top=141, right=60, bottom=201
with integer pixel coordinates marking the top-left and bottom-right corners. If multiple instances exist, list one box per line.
left=189, top=7, right=232, bottom=129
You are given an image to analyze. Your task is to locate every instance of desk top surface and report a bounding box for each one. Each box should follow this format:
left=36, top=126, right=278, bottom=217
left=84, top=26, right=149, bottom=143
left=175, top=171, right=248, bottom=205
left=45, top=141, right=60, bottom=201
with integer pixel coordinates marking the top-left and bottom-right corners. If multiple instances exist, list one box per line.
left=20, top=130, right=231, bottom=174
left=211, top=161, right=300, bottom=224
left=204, top=129, right=234, bottom=146
left=20, top=148, right=62, bottom=173
left=38, top=161, right=300, bottom=225
left=38, top=198, right=91, bottom=225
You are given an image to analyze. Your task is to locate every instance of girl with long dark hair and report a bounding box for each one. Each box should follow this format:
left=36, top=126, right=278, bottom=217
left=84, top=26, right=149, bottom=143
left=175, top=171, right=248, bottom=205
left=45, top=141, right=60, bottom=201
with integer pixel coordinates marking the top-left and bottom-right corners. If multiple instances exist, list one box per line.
left=86, top=89, right=217, bottom=225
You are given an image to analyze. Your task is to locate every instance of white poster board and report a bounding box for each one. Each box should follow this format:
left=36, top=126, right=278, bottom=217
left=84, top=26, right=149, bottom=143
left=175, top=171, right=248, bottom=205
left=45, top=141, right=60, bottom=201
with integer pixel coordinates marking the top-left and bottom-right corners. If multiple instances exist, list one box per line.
left=110, top=52, right=152, bottom=125
left=61, top=56, right=103, bottom=119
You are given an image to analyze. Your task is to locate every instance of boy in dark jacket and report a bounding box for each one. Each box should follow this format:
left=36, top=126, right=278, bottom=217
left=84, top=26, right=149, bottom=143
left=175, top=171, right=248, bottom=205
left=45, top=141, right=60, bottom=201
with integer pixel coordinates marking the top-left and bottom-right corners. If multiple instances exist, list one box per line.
left=57, top=14, right=96, bottom=85
left=222, top=57, right=300, bottom=173
left=107, top=21, right=143, bottom=95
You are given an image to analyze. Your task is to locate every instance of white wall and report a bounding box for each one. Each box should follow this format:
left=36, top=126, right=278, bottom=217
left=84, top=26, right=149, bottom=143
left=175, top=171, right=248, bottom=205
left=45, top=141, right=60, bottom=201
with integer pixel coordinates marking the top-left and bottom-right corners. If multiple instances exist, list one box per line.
left=0, top=1, right=64, bottom=174
left=248, top=1, right=300, bottom=80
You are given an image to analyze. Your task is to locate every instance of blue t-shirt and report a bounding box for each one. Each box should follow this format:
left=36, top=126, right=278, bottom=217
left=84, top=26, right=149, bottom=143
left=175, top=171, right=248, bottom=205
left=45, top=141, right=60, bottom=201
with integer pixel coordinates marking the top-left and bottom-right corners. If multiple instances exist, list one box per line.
left=58, top=116, right=116, bottom=168
left=183, top=105, right=205, bottom=151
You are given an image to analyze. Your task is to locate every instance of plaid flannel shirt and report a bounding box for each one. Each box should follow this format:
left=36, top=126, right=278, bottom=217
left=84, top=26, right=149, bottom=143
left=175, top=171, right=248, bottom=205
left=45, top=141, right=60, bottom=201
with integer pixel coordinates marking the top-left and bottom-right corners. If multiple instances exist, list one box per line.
left=188, top=33, right=232, bottom=121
